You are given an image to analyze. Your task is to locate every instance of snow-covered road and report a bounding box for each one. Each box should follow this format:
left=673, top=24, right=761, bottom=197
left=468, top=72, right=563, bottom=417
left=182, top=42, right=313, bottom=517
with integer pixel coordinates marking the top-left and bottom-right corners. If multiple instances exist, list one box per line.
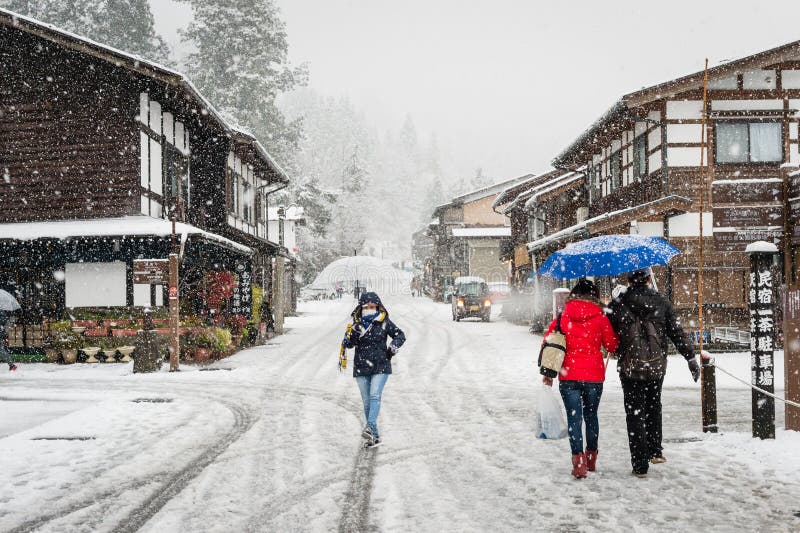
left=1, top=296, right=799, bottom=532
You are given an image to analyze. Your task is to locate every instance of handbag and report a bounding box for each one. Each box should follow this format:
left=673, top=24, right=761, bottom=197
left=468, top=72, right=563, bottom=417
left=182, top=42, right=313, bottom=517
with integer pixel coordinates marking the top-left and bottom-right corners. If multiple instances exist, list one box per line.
left=538, top=312, right=566, bottom=375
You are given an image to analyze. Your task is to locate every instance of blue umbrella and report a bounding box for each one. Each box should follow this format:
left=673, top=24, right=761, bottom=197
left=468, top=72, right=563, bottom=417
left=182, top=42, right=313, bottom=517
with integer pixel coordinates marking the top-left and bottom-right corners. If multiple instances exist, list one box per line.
left=536, top=234, right=681, bottom=280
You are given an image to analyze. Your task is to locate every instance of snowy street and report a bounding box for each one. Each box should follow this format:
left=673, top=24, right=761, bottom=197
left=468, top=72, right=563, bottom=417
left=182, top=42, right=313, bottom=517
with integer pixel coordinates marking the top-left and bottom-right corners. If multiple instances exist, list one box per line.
left=1, top=297, right=799, bottom=532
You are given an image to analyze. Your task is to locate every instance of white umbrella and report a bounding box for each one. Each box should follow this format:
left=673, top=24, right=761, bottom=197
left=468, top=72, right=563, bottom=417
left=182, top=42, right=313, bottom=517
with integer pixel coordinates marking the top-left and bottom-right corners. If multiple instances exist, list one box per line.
left=310, top=256, right=411, bottom=294
left=0, top=289, right=21, bottom=311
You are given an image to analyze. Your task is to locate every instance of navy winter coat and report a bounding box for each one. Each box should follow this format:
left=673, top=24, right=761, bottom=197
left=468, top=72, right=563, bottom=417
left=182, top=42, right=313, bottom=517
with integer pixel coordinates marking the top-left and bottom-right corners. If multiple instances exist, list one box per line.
left=343, top=293, right=406, bottom=377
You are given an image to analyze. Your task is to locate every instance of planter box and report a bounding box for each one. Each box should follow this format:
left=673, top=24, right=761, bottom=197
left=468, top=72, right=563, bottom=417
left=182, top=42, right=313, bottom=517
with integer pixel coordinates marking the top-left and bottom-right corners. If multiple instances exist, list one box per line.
left=85, top=328, right=109, bottom=337
left=111, top=329, right=139, bottom=337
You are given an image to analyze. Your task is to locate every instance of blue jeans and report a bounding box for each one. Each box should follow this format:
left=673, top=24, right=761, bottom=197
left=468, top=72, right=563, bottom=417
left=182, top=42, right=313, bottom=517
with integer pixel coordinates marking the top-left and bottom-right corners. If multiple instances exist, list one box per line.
left=355, top=373, right=389, bottom=437
left=559, top=380, right=603, bottom=455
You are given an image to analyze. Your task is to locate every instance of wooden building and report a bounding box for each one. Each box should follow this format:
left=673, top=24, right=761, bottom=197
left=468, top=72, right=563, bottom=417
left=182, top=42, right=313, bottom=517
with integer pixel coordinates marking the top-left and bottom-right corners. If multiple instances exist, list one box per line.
left=0, top=9, right=291, bottom=345
left=426, top=177, right=527, bottom=300
left=521, top=39, right=800, bottom=332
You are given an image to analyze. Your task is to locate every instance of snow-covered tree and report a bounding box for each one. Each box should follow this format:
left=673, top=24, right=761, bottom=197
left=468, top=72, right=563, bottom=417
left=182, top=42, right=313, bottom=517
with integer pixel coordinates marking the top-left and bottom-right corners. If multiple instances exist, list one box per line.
left=177, top=0, right=307, bottom=170
left=470, top=167, right=490, bottom=191
left=0, top=0, right=170, bottom=62
left=343, top=145, right=366, bottom=194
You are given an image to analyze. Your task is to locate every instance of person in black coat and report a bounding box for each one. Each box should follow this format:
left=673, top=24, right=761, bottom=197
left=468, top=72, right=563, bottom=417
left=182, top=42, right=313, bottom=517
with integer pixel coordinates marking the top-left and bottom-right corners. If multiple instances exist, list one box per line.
left=607, top=269, right=700, bottom=478
left=0, top=310, right=17, bottom=371
left=342, top=292, right=406, bottom=447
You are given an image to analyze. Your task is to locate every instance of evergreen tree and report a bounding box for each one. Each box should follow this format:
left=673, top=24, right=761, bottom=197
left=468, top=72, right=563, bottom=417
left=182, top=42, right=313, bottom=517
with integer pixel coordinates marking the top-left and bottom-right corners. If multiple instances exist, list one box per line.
left=470, top=167, right=490, bottom=190
left=343, top=145, right=366, bottom=193
left=0, top=0, right=170, bottom=62
left=177, top=0, right=307, bottom=170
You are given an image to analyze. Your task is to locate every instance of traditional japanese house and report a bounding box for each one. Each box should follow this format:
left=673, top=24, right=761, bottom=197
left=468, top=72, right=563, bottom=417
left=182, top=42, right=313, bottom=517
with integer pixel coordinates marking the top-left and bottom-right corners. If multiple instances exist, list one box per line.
left=426, top=177, right=526, bottom=300
left=0, top=9, right=290, bottom=347
left=493, top=169, right=583, bottom=288
left=539, top=39, right=800, bottom=334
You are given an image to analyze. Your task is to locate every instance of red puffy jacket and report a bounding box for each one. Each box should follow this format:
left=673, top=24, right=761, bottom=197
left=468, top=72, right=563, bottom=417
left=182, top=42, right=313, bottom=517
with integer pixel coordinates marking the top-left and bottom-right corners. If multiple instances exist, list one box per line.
left=543, top=298, right=619, bottom=382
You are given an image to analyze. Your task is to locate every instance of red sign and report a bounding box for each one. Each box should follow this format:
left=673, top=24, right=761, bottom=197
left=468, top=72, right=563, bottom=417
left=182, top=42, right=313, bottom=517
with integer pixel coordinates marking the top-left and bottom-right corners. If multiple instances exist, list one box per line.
left=169, top=286, right=177, bottom=298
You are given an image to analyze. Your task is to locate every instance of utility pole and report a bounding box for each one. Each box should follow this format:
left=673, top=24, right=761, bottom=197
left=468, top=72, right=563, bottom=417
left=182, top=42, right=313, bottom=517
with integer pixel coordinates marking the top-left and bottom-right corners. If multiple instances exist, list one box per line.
left=274, top=205, right=285, bottom=334
left=698, top=58, right=717, bottom=432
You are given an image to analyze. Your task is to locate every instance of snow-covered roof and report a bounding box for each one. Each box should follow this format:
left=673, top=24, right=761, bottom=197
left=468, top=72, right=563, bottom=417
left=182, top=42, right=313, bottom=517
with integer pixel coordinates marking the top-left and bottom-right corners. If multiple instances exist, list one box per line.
left=452, top=174, right=534, bottom=205
left=0, top=216, right=252, bottom=254
left=492, top=173, right=539, bottom=208
left=527, top=196, right=691, bottom=252
left=0, top=7, right=288, bottom=184
left=451, top=227, right=511, bottom=238
left=523, top=172, right=585, bottom=210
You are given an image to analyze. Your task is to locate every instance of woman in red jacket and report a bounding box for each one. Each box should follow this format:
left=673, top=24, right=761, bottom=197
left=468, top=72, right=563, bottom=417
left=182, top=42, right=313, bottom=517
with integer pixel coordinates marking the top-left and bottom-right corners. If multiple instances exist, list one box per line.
left=540, top=279, right=618, bottom=479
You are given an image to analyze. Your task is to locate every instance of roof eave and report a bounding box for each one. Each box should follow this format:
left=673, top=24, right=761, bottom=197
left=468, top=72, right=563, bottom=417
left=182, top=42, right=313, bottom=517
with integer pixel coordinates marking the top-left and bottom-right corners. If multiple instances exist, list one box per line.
left=553, top=100, right=628, bottom=168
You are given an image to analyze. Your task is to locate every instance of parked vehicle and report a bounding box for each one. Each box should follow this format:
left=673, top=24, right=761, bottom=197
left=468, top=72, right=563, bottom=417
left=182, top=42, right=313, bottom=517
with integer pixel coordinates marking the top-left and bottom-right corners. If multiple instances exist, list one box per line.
left=451, top=276, right=491, bottom=322
left=487, top=282, right=510, bottom=303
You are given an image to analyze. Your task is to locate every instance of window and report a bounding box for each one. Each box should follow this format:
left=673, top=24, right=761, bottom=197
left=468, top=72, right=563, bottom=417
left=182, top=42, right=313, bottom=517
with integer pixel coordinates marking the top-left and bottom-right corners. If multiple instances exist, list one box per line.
left=633, top=135, right=647, bottom=180
left=609, top=151, right=622, bottom=191
left=164, top=144, right=189, bottom=218
left=715, top=121, right=782, bottom=163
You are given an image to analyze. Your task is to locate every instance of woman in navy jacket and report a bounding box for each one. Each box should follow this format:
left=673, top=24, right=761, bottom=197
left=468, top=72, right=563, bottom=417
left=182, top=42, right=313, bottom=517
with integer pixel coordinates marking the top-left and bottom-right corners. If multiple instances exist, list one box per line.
left=343, top=292, right=406, bottom=447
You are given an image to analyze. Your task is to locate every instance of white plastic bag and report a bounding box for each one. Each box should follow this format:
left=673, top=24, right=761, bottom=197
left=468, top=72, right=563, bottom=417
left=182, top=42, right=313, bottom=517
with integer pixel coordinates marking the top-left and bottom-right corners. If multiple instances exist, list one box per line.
left=535, top=384, right=568, bottom=439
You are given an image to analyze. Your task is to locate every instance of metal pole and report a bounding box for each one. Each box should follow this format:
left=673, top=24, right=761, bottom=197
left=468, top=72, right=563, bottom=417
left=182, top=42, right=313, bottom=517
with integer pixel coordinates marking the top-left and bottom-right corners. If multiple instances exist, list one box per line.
left=747, top=242, right=778, bottom=439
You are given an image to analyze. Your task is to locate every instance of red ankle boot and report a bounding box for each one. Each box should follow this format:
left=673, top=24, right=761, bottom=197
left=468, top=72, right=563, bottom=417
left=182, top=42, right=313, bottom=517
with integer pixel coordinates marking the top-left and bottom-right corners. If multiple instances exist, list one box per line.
left=571, top=453, right=587, bottom=479
left=586, top=450, right=598, bottom=472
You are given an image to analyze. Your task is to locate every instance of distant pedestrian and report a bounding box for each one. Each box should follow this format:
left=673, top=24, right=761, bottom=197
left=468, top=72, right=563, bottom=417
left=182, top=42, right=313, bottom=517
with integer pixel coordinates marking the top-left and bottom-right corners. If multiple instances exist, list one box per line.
left=0, top=309, right=18, bottom=371
left=341, top=292, right=406, bottom=448
left=540, top=279, right=618, bottom=479
left=607, top=269, right=700, bottom=478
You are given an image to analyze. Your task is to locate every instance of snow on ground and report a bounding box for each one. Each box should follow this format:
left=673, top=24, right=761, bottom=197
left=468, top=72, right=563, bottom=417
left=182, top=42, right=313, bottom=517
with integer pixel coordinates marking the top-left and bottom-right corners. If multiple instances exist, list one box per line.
left=1, top=296, right=799, bottom=532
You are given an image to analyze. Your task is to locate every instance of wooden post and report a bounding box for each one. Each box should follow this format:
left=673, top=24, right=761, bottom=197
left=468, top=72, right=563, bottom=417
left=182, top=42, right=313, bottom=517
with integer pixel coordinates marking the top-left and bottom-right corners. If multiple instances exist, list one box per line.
left=168, top=253, right=180, bottom=372
left=782, top=166, right=800, bottom=430
left=701, top=351, right=718, bottom=432
left=698, top=58, right=718, bottom=432
left=747, top=241, right=778, bottom=439
left=783, top=285, right=800, bottom=430
left=273, top=206, right=286, bottom=335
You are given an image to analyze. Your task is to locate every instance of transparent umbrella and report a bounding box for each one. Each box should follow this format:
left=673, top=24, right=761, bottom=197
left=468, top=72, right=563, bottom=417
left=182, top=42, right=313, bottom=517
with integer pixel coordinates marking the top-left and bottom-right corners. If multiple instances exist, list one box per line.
left=0, top=289, right=21, bottom=311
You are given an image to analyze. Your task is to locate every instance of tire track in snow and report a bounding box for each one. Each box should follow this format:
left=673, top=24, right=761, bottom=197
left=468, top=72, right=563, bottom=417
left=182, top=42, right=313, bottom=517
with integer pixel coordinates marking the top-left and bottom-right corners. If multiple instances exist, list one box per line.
left=4, top=385, right=256, bottom=533
left=337, top=444, right=378, bottom=532
left=114, top=396, right=255, bottom=533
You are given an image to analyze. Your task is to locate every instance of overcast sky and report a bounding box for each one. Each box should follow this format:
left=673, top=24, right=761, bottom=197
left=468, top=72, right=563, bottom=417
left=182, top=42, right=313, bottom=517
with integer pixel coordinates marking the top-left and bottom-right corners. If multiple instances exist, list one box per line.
left=153, top=0, right=800, bottom=182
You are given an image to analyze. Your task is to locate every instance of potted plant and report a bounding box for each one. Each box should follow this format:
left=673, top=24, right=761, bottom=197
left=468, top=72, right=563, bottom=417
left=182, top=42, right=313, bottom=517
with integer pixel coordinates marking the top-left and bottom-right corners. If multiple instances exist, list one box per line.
left=82, top=344, right=101, bottom=363
left=99, top=338, right=117, bottom=363
left=117, top=344, right=135, bottom=363
left=43, top=340, right=60, bottom=363
left=192, top=329, right=214, bottom=363
left=209, top=327, right=232, bottom=358
left=51, top=321, right=83, bottom=364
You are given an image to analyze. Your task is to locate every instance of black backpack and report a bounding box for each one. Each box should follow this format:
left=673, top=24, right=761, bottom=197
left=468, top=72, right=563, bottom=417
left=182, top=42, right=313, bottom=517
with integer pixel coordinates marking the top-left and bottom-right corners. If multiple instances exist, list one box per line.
left=616, top=309, right=666, bottom=381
